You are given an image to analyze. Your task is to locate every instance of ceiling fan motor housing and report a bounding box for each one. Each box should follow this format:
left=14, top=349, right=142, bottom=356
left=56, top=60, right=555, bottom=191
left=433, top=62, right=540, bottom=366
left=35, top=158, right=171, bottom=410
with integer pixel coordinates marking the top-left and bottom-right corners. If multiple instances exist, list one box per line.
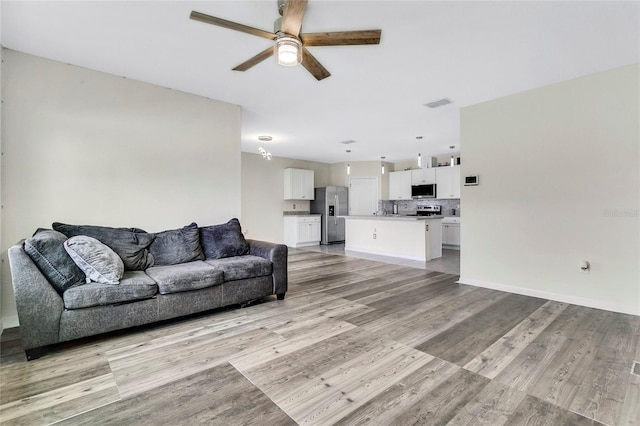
left=274, top=17, right=284, bottom=34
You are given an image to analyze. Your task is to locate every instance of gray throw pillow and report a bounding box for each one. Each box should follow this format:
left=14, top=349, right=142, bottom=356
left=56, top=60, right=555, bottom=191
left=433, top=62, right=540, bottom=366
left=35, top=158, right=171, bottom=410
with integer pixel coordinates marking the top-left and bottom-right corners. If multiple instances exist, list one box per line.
left=53, top=222, right=155, bottom=270
left=64, top=236, right=124, bottom=284
left=200, top=218, right=250, bottom=260
left=23, top=229, right=85, bottom=294
left=149, top=222, right=204, bottom=266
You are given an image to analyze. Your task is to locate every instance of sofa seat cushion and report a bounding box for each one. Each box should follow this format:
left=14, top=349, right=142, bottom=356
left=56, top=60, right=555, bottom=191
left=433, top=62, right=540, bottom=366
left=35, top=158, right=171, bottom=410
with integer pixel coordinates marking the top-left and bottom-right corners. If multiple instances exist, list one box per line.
left=205, top=255, right=272, bottom=282
left=63, top=271, right=158, bottom=309
left=145, top=261, right=223, bottom=295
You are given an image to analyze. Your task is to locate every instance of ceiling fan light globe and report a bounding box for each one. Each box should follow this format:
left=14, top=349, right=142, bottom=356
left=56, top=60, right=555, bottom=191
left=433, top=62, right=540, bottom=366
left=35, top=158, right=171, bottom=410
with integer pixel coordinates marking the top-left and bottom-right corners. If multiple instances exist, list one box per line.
left=275, top=36, right=302, bottom=66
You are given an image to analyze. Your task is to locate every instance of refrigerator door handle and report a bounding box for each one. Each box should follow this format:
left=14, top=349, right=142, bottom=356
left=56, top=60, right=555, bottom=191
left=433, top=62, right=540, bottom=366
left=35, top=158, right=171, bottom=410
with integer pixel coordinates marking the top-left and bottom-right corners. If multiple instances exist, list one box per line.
left=334, top=195, right=338, bottom=225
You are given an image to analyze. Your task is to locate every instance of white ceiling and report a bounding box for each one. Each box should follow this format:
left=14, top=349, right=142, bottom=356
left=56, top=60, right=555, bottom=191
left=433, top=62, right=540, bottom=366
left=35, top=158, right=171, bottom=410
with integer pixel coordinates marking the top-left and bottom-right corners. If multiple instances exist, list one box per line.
left=2, top=1, right=638, bottom=164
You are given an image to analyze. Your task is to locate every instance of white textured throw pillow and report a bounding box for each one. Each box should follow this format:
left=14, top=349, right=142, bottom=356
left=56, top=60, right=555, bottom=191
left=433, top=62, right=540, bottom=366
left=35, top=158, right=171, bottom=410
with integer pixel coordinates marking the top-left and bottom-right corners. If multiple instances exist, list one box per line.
left=64, top=236, right=124, bottom=284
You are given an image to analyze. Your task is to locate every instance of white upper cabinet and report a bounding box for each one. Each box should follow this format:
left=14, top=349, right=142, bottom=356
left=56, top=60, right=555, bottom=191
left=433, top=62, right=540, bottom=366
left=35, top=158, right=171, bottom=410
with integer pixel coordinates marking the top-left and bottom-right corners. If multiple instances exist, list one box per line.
left=388, top=170, right=412, bottom=200
left=411, top=168, right=436, bottom=185
left=435, top=166, right=461, bottom=199
left=284, top=168, right=315, bottom=200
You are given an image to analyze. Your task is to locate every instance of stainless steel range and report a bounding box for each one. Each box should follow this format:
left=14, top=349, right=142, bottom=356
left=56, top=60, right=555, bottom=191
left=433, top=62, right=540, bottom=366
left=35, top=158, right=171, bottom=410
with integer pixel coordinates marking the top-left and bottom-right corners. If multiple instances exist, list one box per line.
left=416, top=205, right=442, bottom=216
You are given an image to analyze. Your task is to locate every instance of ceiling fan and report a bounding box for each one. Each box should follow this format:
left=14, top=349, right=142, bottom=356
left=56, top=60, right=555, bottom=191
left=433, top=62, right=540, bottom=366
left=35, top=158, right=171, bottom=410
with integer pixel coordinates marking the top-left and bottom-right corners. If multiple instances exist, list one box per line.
left=190, top=0, right=382, bottom=81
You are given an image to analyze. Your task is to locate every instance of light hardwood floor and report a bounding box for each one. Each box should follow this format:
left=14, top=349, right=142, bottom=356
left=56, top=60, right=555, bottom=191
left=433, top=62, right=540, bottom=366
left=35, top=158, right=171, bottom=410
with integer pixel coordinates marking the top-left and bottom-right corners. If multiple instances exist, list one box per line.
left=1, top=249, right=638, bottom=425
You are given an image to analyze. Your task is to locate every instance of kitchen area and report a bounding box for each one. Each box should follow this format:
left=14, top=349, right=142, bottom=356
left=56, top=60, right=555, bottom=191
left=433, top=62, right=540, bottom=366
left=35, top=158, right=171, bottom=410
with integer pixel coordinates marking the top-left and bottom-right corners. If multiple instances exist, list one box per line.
left=282, top=160, right=461, bottom=273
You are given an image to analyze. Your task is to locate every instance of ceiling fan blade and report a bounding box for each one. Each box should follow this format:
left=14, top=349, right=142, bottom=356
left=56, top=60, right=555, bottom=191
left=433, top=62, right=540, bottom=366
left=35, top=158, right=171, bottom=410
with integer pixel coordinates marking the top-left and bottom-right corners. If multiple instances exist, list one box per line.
left=281, top=0, right=307, bottom=36
left=301, top=30, right=382, bottom=46
left=301, top=47, right=330, bottom=81
left=190, top=11, right=277, bottom=41
left=232, top=47, right=275, bottom=72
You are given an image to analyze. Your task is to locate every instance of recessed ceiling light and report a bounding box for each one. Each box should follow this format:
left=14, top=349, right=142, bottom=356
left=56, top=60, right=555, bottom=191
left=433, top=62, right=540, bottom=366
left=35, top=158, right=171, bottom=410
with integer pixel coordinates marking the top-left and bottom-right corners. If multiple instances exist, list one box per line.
left=258, top=135, right=272, bottom=141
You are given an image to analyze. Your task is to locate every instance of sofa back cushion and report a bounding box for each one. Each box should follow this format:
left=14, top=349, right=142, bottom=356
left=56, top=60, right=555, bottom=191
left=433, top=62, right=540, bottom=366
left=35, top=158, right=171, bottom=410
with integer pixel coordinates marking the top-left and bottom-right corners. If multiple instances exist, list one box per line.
left=64, top=236, right=124, bottom=284
left=200, top=218, right=250, bottom=260
left=53, top=222, right=155, bottom=270
left=23, top=229, right=86, bottom=294
left=149, top=223, right=204, bottom=266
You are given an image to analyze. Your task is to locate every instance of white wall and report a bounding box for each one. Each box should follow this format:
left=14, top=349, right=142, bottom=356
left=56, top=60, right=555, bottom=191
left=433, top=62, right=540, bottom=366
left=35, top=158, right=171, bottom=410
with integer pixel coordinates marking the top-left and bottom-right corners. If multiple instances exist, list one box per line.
left=241, top=152, right=329, bottom=244
left=0, top=44, right=4, bottom=333
left=330, top=161, right=390, bottom=200
left=1, top=50, right=242, bottom=325
left=460, top=64, right=640, bottom=315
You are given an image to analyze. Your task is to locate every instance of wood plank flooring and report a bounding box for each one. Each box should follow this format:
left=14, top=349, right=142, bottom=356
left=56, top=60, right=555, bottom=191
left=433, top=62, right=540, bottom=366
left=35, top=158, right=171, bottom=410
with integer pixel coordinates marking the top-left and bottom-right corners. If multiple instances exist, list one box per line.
left=1, top=249, right=639, bottom=425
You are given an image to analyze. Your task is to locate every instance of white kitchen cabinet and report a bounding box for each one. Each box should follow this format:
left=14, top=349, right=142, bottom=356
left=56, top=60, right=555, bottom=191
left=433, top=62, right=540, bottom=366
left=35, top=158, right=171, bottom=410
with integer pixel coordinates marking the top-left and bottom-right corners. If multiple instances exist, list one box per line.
left=435, top=166, right=461, bottom=199
left=411, top=168, right=436, bottom=185
left=284, top=215, right=321, bottom=247
left=442, top=217, right=461, bottom=248
left=388, top=170, right=412, bottom=200
left=284, top=168, right=315, bottom=200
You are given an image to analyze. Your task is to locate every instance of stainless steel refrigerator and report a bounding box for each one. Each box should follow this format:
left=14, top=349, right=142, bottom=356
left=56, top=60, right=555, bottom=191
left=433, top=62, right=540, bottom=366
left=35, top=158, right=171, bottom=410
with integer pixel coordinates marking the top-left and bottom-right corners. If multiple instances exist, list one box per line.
left=310, top=186, right=348, bottom=245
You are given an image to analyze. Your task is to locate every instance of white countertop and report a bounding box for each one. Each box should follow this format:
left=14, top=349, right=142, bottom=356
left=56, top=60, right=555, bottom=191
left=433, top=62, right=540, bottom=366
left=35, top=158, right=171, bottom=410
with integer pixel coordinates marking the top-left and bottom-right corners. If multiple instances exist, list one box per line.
left=442, top=217, right=461, bottom=224
left=343, top=215, right=443, bottom=221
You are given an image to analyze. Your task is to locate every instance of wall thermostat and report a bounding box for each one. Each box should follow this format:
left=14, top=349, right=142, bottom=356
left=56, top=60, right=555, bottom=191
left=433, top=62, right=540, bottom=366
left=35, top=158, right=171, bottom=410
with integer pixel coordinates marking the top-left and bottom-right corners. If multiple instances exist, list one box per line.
left=464, top=175, right=479, bottom=186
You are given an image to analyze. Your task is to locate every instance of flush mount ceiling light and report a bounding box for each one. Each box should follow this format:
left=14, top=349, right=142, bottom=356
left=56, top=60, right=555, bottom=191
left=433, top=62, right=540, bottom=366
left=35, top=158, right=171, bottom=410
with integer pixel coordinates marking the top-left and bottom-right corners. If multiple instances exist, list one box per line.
left=258, top=136, right=273, bottom=160
left=275, top=36, right=303, bottom=66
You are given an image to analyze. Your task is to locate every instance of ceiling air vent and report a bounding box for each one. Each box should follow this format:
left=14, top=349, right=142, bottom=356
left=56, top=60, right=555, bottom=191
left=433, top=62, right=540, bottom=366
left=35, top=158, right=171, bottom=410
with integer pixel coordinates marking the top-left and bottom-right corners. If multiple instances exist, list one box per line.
left=340, top=140, right=357, bottom=145
left=424, top=98, right=453, bottom=109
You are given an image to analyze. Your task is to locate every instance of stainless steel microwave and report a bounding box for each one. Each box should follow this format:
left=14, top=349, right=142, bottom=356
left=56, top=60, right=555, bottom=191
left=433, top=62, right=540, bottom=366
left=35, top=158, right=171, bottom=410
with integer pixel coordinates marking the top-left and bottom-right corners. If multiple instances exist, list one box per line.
left=411, top=184, right=436, bottom=199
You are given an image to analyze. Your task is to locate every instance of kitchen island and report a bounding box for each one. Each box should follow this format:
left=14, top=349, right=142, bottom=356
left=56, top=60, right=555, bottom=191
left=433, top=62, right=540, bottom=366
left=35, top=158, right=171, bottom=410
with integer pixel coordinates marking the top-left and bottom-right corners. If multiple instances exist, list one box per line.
left=343, top=215, right=443, bottom=261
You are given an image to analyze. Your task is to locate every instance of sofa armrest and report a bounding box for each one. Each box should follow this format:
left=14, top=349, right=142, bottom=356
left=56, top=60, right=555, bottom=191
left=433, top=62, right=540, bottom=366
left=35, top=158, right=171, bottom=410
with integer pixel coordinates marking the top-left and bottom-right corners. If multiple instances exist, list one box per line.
left=8, top=244, right=64, bottom=352
left=247, top=239, right=288, bottom=297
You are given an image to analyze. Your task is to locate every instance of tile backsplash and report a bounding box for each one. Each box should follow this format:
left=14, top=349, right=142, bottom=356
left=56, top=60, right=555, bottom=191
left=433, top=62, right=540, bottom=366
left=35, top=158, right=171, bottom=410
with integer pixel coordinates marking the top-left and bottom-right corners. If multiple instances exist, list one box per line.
left=379, top=199, right=461, bottom=216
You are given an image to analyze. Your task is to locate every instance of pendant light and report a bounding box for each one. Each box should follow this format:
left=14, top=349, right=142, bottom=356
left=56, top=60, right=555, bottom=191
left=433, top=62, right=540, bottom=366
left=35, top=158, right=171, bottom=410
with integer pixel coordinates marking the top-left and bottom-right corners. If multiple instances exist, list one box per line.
left=416, top=136, right=423, bottom=168
left=381, top=156, right=386, bottom=174
left=449, top=145, right=455, bottom=167
left=346, top=149, right=351, bottom=175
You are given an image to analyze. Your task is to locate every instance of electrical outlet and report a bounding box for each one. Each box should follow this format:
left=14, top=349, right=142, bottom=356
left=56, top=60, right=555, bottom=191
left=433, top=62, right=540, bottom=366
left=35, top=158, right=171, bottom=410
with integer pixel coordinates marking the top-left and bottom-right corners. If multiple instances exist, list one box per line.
left=373, top=233, right=377, bottom=239
left=580, top=260, right=590, bottom=273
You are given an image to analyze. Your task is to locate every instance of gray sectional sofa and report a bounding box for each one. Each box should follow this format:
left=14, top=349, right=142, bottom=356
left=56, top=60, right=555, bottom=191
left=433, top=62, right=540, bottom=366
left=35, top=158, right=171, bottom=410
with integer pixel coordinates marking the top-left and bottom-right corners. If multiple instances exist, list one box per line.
left=8, top=219, right=287, bottom=360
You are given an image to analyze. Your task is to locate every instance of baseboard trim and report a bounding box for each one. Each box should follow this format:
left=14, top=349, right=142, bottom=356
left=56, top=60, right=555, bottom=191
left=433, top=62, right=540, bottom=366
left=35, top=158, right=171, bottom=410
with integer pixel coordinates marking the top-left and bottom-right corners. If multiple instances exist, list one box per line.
left=458, top=277, right=640, bottom=316
left=1, top=315, right=19, bottom=331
